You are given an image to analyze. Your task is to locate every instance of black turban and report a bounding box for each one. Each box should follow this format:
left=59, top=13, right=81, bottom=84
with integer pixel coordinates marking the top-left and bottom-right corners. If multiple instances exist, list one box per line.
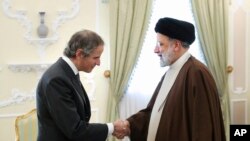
left=155, top=17, right=195, bottom=45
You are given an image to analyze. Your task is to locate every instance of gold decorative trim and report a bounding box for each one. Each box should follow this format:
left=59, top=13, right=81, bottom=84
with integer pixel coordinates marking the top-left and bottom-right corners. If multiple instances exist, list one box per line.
left=15, top=109, right=37, bottom=141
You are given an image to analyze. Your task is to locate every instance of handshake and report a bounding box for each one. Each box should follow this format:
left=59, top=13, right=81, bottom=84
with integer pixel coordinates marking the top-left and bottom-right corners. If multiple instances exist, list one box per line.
left=112, top=119, right=130, bottom=139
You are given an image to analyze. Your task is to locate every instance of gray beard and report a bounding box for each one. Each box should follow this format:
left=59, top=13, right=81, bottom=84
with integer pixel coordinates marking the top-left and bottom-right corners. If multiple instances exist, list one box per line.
left=160, top=57, right=170, bottom=67
left=160, top=50, right=172, bottom=67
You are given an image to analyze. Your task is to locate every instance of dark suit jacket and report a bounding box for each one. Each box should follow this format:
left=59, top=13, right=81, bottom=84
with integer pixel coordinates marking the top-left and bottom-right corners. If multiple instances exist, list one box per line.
left=36, top=58, right=108, bottom=141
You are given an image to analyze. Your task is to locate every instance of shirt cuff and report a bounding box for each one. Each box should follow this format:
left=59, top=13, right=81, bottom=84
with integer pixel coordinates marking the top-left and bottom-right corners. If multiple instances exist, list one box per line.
left=107, top=123, right=114, bottom=135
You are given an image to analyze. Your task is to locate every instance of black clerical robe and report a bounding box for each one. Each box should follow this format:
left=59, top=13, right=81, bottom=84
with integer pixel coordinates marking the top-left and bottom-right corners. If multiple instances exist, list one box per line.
left=127, top=56, right=226, bottom=141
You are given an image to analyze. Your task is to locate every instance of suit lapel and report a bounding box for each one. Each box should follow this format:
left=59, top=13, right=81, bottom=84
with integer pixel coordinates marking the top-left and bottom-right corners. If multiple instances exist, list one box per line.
left=58, top=58, right=91, bottom=121
left=72, top=75, right=91, bottom=121
left=80, top=84, right=91, bottom=121
left=72, top=77, right=86, bottom=101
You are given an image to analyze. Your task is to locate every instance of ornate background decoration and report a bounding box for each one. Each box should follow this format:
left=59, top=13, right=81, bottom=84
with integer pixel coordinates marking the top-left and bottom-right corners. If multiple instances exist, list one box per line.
left=0, top=88, right=35, bottom=108
left=0, top=63, right=97, bottom=118
left=2, top=0, right=80, bottom=58
left=0, top=0, right=80, bottom=115
left=8, top=63, right=51, bottom=74
left=0, top=64, right=96, bottom=108
left=0, top=63, right=51, bottom=110
left=0, top=0, right=103, bottom=119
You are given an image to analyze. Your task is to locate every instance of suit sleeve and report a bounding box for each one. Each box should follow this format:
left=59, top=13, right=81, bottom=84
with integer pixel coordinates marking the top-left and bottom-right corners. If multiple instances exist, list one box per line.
left=44, top=77, right=108, bottom=141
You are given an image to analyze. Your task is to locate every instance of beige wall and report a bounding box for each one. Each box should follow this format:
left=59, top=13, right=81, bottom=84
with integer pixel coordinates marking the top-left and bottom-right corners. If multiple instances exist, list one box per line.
left=0, top=0, right=110, bottom=140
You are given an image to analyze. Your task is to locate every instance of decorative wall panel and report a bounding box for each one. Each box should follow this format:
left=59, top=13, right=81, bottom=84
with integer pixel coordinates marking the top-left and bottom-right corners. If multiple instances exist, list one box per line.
left=231, top=99, right=248, bottom=124
left=232, top=4, right=248, bottom=94
left=2, top=0, right=80, bottom=58
left=0, top=0, right=103, bottom=120
left=0, top=64, right=96, bottom=117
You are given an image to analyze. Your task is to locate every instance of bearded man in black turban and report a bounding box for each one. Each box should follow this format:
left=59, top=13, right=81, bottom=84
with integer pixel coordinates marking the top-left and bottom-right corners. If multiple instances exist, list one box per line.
left=117, top=17, right=226, bottom=141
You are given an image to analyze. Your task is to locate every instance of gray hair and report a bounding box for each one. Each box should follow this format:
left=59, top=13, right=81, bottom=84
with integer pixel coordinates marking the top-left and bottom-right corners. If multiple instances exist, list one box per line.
left=180, top=41, right=190, bottom=48
left=168, top=37, right=190, bottom=48
left=63, top=29, right=104, bottom=58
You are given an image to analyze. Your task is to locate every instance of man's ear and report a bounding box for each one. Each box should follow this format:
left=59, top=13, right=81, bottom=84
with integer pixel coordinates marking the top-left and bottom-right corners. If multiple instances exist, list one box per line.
left=76, top=49, right=83, bottom=56
left=174, top=41, right=181, bottom=52
left=75, top=49, right=83, bottom=58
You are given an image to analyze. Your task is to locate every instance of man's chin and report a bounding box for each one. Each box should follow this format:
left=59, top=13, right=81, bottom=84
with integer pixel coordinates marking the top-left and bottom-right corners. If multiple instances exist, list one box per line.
left=83, top=69, right=93, bottom=73
left=160, top=63, right=167, bottom=67
left=160, top=61, right=169, bottom=67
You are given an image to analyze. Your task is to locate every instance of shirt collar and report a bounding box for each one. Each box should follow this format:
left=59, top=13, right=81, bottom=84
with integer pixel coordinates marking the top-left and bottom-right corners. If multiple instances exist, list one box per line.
left=170, top=51, right=191, bottom=70
left=62, top=56, right=79, bottom=75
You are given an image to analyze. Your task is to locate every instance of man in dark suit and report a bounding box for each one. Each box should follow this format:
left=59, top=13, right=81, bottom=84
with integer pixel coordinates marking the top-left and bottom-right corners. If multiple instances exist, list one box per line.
left=36, top=29, right=124, bottom=141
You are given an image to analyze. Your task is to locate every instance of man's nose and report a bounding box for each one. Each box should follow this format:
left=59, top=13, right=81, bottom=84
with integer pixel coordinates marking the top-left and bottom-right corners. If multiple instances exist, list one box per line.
left=96, top=59, right=101, bottom=66
left=154, top=46, right=160, bottom=53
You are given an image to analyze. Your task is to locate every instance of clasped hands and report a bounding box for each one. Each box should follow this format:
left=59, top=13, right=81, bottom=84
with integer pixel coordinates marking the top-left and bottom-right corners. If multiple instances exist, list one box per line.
left=113, top=120, right=130, bottom=139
